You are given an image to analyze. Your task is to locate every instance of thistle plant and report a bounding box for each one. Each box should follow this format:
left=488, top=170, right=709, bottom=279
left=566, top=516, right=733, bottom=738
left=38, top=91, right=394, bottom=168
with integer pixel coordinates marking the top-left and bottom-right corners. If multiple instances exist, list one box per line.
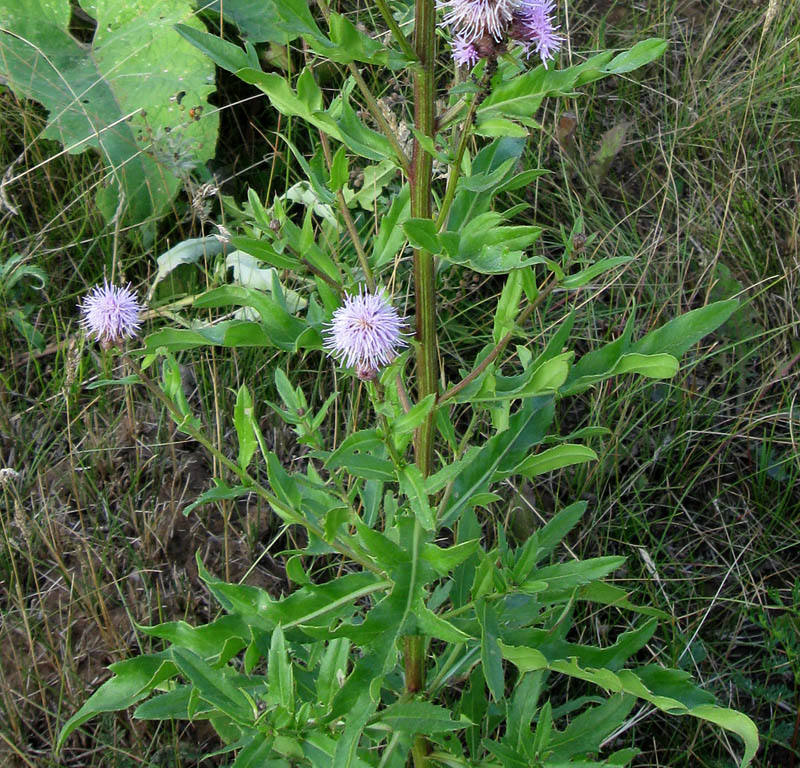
left=59, top=0, right=759, bottom=766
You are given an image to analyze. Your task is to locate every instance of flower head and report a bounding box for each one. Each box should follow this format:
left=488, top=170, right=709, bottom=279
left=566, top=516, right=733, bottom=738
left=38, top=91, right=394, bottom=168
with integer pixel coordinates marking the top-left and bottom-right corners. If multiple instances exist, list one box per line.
left=324, top=288, right=407, bottom=377
left=452, top=34, right=481, bottom=67
left=509, top=0, right=562, bottom=66
left=78, top=280, right=143, bottom=346
left=438, top=0, right=519, bottom=42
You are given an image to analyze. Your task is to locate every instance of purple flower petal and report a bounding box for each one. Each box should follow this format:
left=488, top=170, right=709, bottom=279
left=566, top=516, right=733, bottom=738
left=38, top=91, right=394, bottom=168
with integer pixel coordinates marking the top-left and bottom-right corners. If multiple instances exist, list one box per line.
left=323, top=288, right=408, bottom=375
left=78, top=280, right=143, bottom=344
left=438, top=0, right=519, bottom=42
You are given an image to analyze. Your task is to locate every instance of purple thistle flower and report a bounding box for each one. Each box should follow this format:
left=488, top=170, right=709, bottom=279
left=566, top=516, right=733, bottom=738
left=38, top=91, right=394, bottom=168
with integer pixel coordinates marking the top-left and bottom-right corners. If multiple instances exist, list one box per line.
left=78, top=280, right=143, bottom=346
left=438, top=0, right=519, bottom=42
left=452, top=35, right=481, bottom=67
left=510, top=0, right=562, bottom=67
left=324, top=288, right=407, bottom=377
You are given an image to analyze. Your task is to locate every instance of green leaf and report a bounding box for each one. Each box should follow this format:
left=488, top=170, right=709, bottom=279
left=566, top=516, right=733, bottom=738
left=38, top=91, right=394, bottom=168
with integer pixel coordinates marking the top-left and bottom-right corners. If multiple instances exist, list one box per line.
left=525, top=556, right=626, bottom=602
left=547, top=694, right=636, bottom=761
left=514, top=444, right=598, bottom=477
left=325, top=430, right=396, bottom=481
left=150, top=236, right=226, bottom=299
left=562, top=352, right=679, bottom=396
left=448, top=138, right=526, bottom=231
left=329, top=144, right=349, bottom=191
left=631, top=299, right=738, bottom=358
left=441, top=396, right=554, bottom=526
left=145, top=322, right=272, bottom=352
left=403, top=218, right=441, bottom=254
left=400, top=465, right=435, bottom=531
left=234, top=386, right=258, bottom=470
left=171, top=647, right=253, bottom=723
left=391, top=393, right=437, bottom=439
left=57, top=656, right=176, bottom=749
left=175, top=22, right=261, bottom=71
left=193, top=285, right=307, bottom=350
left=0, top=0, right=218, bottom=224
left=414, top=600, right=473, bottom=643
left=336, top=92, right=395, bottom=161
left=134, top=686, right=212, bottom=721
left=477, top=601, right=505, bottom=701
left=267, top=626, right=294, bottom=711
left=232, top=732, right=276, bottom=768
left=561, top=257, right=632, bottom=289
left=231, top=237, right=300, bottom=272
left=317, top=638, right=351, bottom=709
left=203, top=0, right=294, bottom=44
left=238, top=67, right=341, bottom=142
left=372, top=185, right=410, bottom=268
left=604, top=38, right=668, bottom=74
left=139, top=615, right=249, bottom=664
left=375, top=700, right=469, bottom=734
left=493, top=269, right=524, bottom=343
left=497, top=643, right=758, bottom=767
left=182, top=481, right=252, bottom=516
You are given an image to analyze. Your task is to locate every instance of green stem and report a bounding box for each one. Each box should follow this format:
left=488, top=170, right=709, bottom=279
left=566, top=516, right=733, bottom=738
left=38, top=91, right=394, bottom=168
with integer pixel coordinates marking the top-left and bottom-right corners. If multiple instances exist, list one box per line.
left=435, top=82, right=484, bottom=231
left=319, top=131, right=375, bottom=290
left=411, top=0, right=438, bottom=479
left=373, top=0, right=418, bottom=62
left=407, top=0, right=436, bottom=764
left=313, top=0, right=412, bottom=175
left=124, top=354, right=383, bottom=576
left=437, top=274, right=559, bottom=405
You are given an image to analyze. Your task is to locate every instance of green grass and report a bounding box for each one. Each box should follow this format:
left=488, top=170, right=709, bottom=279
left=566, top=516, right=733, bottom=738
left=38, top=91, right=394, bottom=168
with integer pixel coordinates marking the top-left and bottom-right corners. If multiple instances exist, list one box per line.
left=1, top=0, right=799, bottom=765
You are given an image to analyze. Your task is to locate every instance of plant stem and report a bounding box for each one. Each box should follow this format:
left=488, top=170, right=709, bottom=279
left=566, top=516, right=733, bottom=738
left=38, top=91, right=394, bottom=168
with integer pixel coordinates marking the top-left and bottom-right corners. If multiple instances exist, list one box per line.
left=411, top=0, right=438, bottom=479
left=435, top=72, right=488, bottom=231
left=438, top=275, right=559, bottom=405
left=318, top=131, right=375, bottom=290
left=408, top=0, right=436, bottom=764
left=373, top=0, right=418, bottom=62
left=123, top=354, right=384, bottom=576
left=313, top=0, right=412, bottom=175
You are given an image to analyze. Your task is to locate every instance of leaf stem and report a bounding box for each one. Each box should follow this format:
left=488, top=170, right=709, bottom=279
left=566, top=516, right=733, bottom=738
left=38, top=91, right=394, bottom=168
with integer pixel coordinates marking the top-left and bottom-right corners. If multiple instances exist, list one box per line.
left=437, top=275, right=558, bottom=405
left=313, top=0, right=412, bottom=175
left=318, top=131, right=375, bottom=291
left=123, top=354, right=383, bottom=576
left=373, top=0, right=419, bottom=62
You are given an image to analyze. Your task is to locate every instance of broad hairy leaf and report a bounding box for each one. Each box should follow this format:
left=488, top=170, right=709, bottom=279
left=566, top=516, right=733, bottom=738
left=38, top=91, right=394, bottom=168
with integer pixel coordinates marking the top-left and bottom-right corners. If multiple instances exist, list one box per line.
left=0, top=0, right=218, bottom=224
